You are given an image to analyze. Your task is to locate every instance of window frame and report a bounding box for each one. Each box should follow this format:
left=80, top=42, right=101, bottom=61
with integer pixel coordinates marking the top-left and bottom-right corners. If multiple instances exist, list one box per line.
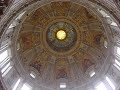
left=21, top=83, right=32, bottom=90
left=114, top=46, right=120, bottom=58
left=95, top=82, right=107, bottom=90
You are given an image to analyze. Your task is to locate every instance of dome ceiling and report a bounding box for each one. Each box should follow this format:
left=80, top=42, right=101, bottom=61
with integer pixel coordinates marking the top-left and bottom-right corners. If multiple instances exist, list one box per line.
left=17, top=1, right=108, bottom=89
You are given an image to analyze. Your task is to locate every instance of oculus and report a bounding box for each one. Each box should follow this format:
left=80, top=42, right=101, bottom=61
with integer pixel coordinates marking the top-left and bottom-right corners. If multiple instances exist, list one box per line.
left=56, top=30, right=66, bottom=40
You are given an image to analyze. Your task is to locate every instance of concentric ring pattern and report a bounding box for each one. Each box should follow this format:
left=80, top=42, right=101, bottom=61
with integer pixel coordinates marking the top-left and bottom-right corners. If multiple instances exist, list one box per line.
left=46, top=22, right=77, bottom=52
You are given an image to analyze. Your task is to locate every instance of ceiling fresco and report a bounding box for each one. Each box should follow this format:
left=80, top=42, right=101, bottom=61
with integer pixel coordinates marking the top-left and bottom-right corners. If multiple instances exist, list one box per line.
left=17, top=1, right=108, bottom=89
left=46, top=21, right=77, bottom=52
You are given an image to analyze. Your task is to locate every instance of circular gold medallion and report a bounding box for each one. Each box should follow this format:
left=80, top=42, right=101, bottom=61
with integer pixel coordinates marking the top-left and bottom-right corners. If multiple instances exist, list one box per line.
left=56, top=30, right=66, bottom=40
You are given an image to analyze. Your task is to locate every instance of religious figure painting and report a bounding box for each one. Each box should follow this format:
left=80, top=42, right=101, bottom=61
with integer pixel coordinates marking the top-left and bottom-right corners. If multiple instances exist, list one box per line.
left=56, top=67, right=68, bottom=79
